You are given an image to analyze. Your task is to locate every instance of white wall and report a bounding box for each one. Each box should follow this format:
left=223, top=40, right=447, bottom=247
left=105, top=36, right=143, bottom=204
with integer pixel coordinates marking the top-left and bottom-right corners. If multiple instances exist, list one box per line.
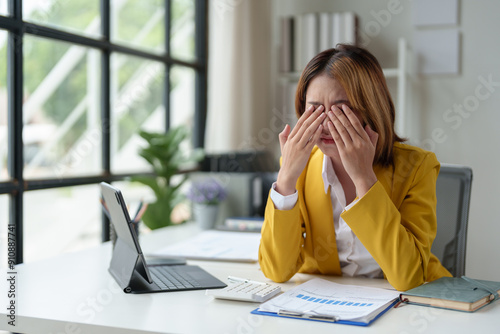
left=206, top=0, right=272, bottom=153
left=268, top=0, right=500, bottom=280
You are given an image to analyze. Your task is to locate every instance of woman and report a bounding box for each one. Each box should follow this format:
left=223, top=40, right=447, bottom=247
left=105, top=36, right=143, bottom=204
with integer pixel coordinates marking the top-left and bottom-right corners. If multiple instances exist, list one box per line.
left=258, top=44, right=451, bottom=291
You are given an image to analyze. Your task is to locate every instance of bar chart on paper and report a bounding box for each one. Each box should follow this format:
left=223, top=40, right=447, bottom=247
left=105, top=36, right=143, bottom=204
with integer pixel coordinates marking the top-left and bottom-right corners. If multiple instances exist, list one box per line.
left=295, top=294, right=374, bottom=307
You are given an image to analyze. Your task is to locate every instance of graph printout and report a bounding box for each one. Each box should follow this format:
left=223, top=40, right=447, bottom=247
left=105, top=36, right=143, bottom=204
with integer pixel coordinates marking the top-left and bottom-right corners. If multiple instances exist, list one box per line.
left=258, top=278, right=399, bottom=322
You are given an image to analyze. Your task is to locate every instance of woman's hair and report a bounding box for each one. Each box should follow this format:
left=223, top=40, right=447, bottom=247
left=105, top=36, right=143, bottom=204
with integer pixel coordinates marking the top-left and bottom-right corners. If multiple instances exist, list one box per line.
left=295, top=44, right=405, bottom=166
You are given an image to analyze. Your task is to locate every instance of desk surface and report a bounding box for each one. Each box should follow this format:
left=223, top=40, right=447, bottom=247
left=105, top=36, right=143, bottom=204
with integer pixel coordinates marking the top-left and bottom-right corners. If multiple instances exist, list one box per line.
left=1, top=223, right=499, bottom=334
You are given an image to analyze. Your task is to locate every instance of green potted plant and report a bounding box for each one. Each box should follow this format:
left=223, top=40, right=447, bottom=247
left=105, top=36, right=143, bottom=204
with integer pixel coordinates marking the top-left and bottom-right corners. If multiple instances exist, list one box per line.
left=131, top=126, right=204, bottom=230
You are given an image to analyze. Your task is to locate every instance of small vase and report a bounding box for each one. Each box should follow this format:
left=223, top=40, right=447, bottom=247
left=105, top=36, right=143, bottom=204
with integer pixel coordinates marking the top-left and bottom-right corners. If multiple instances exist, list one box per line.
left=192, top=203, right=219, bottom=230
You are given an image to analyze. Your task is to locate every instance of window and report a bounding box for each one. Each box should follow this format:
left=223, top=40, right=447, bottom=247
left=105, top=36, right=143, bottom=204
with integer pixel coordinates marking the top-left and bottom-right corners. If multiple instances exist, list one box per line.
left=111, top=0, right=165, bottom=53
left=0, top=194, right=8, bottom=268
left=0, top=0, right=207, bottom=264
left=0, top=2, right=7, bottom=17
left=110, top=53, right=165, bottom=174
left=23, top=0, right=101, bottom=38
left=23, top=36, right=102, bottom=179
left=171, top=0, right=196, bottom=62
left=0, top=29, right=7, bottom=181
left=23, top=185, right=101, bottom=263
left=170, top=66, right=196, bottom=127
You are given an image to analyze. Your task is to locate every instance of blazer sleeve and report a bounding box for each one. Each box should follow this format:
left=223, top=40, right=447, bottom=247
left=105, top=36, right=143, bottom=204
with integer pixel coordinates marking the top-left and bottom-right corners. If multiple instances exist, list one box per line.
left=258, top=193, right=305, bottom=283
left=341, top=152, right=443, bottom=291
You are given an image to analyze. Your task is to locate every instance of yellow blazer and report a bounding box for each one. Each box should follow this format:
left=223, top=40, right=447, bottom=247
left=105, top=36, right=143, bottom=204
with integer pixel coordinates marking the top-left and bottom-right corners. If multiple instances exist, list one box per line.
left=258, top=142, right=451, bottom=291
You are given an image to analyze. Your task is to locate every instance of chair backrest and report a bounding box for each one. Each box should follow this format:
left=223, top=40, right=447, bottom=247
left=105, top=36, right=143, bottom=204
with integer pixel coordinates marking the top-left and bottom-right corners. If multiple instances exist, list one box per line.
left=432, top=164, right=472, bottom=277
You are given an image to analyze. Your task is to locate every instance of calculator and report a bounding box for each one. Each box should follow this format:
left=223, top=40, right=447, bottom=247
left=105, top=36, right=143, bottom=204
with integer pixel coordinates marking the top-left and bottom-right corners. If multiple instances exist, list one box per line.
left=206, top=281, right=282, bottom=302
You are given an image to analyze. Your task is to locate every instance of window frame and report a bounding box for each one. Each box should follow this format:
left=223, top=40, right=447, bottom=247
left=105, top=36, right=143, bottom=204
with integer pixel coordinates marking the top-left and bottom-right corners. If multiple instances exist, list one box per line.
left=0, top=0, right=208, bottom=264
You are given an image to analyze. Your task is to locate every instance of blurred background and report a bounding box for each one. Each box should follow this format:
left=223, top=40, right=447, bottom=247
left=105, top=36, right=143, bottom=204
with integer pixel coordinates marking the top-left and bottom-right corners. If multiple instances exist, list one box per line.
left=0, top=0, right=499, bottom=282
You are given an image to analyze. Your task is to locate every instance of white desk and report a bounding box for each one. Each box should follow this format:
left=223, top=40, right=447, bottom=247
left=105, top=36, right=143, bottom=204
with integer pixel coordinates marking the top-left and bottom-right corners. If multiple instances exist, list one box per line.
left=1, top=222, right=499, bottom=334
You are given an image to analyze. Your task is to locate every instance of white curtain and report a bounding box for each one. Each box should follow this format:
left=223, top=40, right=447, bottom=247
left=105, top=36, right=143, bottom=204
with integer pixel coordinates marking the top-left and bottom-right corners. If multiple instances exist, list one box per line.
left=205, top=0, right=272, bottom=153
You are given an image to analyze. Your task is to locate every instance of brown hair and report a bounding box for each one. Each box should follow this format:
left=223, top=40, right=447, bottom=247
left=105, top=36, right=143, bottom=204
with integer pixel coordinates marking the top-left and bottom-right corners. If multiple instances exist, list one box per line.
left=295, top=44, right=405, bottom=166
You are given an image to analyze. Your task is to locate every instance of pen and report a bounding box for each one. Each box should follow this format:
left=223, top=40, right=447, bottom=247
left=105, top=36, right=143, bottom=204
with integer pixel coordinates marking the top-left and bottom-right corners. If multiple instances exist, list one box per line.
left=133, top=203, right=148, bottom=223
left=133, top=201, right=144, bottom=222
left=227, top=276, right=267, bottom=285
left=278, top=309, right=339, bottom=322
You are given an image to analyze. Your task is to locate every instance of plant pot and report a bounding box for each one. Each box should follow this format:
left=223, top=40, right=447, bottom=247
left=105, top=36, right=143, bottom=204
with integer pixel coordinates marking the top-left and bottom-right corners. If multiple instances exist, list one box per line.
left=192, top=203, right=219, bottom=230
left=141, top=200, right=175, bottom=230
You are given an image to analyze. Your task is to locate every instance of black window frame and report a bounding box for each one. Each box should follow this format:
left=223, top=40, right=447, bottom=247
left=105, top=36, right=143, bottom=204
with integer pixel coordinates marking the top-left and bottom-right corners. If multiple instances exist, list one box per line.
left=0, top=0, right=208, bottom=264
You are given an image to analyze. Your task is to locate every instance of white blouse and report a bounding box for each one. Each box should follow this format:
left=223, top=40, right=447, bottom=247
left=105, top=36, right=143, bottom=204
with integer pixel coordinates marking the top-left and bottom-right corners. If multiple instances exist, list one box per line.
left=270, top=154, right=383, bottom=278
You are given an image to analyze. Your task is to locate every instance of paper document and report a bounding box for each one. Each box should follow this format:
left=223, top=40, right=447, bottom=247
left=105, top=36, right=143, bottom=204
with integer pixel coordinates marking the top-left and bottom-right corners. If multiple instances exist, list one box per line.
left=257, top=278, right=399, bottom=323
left=150, top=230, right=261, bottom=262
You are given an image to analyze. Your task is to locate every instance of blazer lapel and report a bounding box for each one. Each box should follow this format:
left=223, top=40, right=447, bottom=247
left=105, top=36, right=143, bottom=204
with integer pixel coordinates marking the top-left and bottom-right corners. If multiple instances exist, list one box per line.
left=302, top=150, right=342, bottom=275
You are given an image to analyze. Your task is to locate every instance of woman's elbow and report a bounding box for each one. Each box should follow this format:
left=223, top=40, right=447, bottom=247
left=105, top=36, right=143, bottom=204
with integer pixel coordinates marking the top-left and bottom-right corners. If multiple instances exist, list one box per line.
left=259, top=253, right=298, bottom=283
left=387, top=271, right=425, bottom=291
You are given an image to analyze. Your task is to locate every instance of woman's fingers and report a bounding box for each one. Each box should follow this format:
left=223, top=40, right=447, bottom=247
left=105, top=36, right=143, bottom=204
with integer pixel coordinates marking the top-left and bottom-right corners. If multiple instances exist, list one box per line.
left=327, top=105, right=369, bottom=145
left=289, top=105, right=315, bottom=138
left=340, top=104, right=367, bottom=139
left=365, top=124, right=379, bottom=147
left=327, top=108, right=351, bottom=146
left=278, top=124, right=291, bottom=153
left=297, top=109, right=326, bottom=148
left=276, top=105, right=326, bottom=196
left=306, top=122, right=324, bottom=149
left=289, top=104, right=325, bottom=147
left=323, top=116, right=338, bottom=143
left=278, top=103, right=326, bottom=164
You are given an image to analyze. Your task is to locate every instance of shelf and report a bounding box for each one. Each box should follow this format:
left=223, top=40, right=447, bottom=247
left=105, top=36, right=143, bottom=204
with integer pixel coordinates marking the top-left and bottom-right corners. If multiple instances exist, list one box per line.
left=382, top=68, right=399, bottom=78
left=278, top=71, right=301, bottom=82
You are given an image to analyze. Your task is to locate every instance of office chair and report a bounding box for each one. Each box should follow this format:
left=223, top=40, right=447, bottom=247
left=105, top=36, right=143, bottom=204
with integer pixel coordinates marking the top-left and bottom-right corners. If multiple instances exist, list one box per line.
left=431, top=164, right=473, bottom=277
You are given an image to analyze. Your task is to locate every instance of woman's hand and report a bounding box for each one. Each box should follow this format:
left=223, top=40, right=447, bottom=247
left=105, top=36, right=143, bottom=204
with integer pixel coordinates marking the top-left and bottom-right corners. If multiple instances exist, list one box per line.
left=276, top=105, right=326, bottom=196
left=326, top=104, right=379, bottom=197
